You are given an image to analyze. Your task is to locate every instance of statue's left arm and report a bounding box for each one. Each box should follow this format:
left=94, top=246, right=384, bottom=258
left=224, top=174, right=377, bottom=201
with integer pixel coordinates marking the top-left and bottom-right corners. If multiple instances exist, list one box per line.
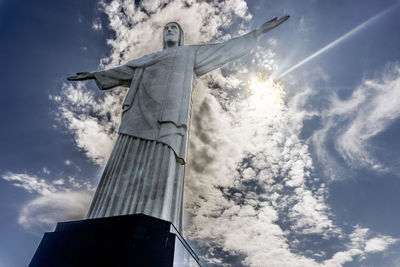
left=194, top=15, right=289, bottom=76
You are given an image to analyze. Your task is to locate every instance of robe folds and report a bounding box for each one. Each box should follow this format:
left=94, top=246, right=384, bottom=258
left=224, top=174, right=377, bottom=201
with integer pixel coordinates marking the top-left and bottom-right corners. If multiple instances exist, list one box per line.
left=86, top=31, right=258, bottom=230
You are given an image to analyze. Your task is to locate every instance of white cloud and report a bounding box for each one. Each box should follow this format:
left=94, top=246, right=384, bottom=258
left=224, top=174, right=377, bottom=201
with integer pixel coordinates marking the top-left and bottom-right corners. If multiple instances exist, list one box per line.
left=52, top=82, right=120, bottom=165
left=18, top=191, right=92, bottom=232
left=42, top=167, right=50, bottom=174
left=53, top=179, right=65, bottom=185
left=2, top=172, right=93, bottom=232
left=313, top=63, right=400, bottom=175
left=365, top=236, right=398, bottom=253
left=64, top=159, right=71, bottom=165
left=322, top=226, right=398, bottom=265
left=92, top=18, right=102, bottom=31
left=184, top=78, right=346, bottom=265
left=3, top=172, right=56, bottom=195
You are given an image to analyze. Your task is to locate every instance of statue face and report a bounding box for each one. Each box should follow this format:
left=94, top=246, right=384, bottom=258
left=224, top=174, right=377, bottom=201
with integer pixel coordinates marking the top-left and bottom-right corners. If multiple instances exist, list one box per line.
left=163, top=22, right=180, bottom=46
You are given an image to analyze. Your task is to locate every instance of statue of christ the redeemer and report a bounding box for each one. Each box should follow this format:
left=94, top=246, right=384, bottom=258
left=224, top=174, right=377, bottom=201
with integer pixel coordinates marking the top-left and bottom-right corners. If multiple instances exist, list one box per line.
left=68, top=16, right=289, bottom=232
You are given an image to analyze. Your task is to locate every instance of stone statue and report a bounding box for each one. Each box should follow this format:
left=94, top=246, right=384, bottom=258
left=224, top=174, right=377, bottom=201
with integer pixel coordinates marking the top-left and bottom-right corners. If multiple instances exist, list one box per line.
left=68, top=16, right=289, bottom=232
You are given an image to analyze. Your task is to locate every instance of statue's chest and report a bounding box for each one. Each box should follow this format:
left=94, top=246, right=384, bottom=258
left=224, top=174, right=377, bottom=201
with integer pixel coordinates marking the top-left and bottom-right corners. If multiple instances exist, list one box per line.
left=143, top=54, right=175, bottom=80
left=140, top=49, right=195, bottom=102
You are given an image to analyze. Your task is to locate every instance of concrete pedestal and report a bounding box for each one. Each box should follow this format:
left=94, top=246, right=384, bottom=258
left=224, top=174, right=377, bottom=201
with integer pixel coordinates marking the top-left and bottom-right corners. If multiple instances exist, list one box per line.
left=29, top=214, right=200, bottom=267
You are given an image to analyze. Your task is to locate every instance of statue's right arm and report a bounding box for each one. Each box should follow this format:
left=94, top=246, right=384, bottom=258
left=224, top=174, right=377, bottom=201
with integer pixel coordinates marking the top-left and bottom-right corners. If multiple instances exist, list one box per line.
left=67, top=65, right=134, bottom=90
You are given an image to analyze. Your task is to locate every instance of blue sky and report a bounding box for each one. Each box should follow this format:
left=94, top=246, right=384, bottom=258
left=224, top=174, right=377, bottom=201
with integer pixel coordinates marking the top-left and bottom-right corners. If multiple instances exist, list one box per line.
left=1, top=0, right=400, bottom=266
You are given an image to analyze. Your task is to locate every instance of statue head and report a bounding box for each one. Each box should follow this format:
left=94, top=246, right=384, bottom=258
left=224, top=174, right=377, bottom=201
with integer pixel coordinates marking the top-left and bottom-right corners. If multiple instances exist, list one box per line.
left=163, top=22, right=184, bottom=49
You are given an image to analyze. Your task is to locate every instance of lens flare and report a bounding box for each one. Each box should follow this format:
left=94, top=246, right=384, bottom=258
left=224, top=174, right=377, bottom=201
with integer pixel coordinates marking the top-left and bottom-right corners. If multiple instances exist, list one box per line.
left=277, top=2, right=399, bottom=79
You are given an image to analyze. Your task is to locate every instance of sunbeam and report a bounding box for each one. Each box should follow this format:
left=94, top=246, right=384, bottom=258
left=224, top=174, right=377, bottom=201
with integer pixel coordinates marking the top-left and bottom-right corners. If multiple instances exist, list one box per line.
left=276, top=2, right=399, bottom=79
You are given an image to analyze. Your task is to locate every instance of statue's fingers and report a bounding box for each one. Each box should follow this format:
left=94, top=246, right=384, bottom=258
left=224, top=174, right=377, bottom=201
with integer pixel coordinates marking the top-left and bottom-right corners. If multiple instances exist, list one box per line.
left=266, top=17, right=278, bottom=23
left=279, top=15, right=290, bottom=23
left=274, top=16, right=289, bottom=27
left=67, top=76, right=77, bottom=81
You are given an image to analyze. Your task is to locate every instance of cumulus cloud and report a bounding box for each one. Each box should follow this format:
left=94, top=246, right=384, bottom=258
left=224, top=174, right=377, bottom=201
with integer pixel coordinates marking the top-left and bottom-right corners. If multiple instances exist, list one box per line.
left=98, top=0, right=251, bottom=67
left=51, top=0, right=398, bottom=266
left=184, top=77, right=343, bottom=265
left=313, top=62, right=400, bottom=175
left=364, top=236, right=398, bottom=253
left=2, top=172, right=93, bottom=232
left=323, top=226, right=398, bottom=265
left=51, top=82, right=121, bottom=165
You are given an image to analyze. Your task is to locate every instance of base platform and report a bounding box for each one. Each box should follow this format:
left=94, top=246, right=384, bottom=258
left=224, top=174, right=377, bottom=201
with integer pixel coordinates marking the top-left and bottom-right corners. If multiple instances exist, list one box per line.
left=29, top=214, right=200, bottom=267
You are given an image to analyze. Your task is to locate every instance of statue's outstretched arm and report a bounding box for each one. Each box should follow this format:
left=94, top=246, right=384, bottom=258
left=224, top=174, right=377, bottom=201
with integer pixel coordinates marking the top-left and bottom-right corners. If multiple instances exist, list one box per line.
left=255, top=16, right=290, bottom=37
left=67, top=65, right=134, bottom=90
left=194, top=15, right=289, bottom=76
left=67, top=72, right=95, bottom=81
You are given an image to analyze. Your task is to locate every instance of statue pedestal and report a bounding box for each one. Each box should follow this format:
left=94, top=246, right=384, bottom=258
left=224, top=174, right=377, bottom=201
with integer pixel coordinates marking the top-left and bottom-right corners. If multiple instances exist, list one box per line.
left=29, top=214, right=200, bottom=267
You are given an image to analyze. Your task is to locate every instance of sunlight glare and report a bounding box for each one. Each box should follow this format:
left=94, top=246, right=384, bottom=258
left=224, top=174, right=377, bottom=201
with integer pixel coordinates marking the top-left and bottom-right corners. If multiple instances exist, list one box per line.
left=247, top=76, right=286, bottom=112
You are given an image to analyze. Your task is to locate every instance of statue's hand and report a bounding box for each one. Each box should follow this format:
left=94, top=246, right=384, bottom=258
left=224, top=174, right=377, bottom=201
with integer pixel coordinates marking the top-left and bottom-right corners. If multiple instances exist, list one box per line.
left=67, top=72, right=94, bottom=81
left=255, top=15, right=290, bottom=37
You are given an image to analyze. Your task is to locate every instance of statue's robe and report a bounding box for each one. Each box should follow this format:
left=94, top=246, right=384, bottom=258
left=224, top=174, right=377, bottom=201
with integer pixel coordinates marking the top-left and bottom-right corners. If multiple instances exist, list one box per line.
left=86, top=31, right=257, bottom=231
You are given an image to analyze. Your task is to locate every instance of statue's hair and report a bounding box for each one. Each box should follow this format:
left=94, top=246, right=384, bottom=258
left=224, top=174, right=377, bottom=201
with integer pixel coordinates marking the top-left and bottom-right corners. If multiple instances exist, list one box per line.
left=163, top=22, right=184, bottom=49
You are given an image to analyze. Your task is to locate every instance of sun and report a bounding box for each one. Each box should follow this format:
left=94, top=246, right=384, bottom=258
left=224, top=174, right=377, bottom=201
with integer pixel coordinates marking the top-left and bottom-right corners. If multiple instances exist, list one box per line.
left=247, top=75, right=286, bottom=110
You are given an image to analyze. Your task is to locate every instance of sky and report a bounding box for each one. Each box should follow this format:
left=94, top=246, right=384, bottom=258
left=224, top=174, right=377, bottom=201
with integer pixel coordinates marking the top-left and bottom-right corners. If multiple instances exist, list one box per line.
left=1, top=0, right=400, bottom=266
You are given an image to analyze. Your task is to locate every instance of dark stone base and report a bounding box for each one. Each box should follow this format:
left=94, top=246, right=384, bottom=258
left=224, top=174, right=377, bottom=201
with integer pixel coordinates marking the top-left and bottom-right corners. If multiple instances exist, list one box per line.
left=29, top=214, right=200, bottom=267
